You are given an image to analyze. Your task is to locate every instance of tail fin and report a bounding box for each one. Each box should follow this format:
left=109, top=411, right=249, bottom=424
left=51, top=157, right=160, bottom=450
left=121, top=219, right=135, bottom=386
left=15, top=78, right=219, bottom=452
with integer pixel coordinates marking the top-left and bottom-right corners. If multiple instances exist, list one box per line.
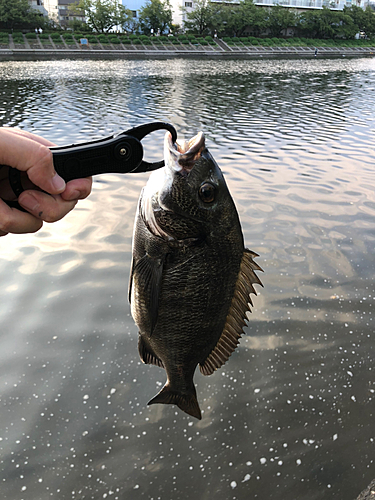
left=148, top=384, right=202, bottom=420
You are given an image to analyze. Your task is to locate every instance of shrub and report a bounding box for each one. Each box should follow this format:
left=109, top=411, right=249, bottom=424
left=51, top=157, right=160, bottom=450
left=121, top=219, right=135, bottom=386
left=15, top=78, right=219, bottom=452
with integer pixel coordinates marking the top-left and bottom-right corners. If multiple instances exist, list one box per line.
left=305, top=39, right=315, bottom=46
left=13, top=33, right=24, bottom=43
left=132, top=38, right=141, bottom=44
left=26, top=33, right=37, bottom=39
left=122, top=38, right=131, bottom=44
left=159, top=35, right=168, bottom=41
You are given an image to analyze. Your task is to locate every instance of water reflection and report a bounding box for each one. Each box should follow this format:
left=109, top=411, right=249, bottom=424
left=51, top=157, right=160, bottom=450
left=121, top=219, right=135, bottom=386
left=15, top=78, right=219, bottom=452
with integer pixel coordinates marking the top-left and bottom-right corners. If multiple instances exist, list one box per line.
left=0, top=58, right=374, bottom=499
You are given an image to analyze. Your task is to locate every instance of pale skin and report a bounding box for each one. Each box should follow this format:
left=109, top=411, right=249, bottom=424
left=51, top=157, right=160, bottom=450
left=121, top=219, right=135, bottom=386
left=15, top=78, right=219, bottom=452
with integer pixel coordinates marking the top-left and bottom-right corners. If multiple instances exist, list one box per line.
left=0, top=128, right=92, bottom=236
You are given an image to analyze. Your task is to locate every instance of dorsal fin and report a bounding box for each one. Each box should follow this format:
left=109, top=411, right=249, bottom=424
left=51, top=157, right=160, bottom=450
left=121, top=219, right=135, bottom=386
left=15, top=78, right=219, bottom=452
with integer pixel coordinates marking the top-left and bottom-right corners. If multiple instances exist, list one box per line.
left=199, top=249, right=263, bottom=376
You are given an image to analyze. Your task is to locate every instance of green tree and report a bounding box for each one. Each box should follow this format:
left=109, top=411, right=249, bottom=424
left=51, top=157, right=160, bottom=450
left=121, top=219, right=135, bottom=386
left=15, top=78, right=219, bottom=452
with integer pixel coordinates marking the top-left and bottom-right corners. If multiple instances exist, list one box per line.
left=229, top=0, right=267, bottom=37
left=362, top=5, right=375, bottom=37
left=68, top=18, right=92, bottom=32
left=206, top=2, right=231, bottom=36
left=344, top=4, right=366, bottom=31
left=265, top=4, right=297, bottom=37
left=298, top=7, right=356, bottom=39
left=71, top=0, right=132, bottom=33
left=195, top=0, right=266, bottom=37
left=0, top=0, right=41, bottom=30
left=344, top=4, right=375, bottom=37
left=122, top=17, right=140, bottom=34
left=183, top=0, right=211, bottom=35
left=138, top=0, right=172, bottom=35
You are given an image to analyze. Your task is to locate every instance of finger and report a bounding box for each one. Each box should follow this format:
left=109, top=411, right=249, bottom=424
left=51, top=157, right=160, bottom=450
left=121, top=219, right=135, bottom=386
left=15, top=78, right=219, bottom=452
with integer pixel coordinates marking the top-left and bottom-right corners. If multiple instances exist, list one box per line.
left=0, top=129, right=65, bottom=195
left=2, top=127, right=56, bottom=147
left=18, top=190, right=78, bottom=223
left=0, top=199, right=43, bottom=235
left=61, top=177, right=93, bottom=202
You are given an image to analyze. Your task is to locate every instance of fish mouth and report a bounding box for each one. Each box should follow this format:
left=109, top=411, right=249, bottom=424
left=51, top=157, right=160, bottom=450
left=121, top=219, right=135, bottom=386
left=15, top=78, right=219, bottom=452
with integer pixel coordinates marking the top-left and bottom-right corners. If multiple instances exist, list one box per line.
left=165, top=131, right=205, bottom=174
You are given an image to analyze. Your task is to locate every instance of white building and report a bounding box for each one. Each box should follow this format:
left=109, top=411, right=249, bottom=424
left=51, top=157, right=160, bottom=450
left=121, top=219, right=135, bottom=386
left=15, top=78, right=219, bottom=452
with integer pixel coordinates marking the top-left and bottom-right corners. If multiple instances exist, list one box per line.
left=40, top=0, right=59, bottom=23
left=171, top=0, right=369, bottom=28
left=29, top=0, right=49, bottom=17
left=29, top=0, right=85, bottom=27
left=170, top=0, right=194, bottom=27
left=252, top=0, right=368, bottom=9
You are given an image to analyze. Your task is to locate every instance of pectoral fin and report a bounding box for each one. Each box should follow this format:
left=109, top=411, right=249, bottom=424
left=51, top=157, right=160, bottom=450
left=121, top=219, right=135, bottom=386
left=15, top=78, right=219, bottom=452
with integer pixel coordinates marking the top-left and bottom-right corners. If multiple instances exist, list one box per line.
left=200, top=249, right=263, bottom=376
left=132, top=253, right=164, bottom=334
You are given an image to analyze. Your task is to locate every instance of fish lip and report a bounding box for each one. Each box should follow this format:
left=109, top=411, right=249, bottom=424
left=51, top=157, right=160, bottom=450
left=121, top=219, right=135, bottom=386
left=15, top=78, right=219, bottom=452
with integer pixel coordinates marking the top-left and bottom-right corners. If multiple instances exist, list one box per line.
left=165, top=131, right=205, bottom=174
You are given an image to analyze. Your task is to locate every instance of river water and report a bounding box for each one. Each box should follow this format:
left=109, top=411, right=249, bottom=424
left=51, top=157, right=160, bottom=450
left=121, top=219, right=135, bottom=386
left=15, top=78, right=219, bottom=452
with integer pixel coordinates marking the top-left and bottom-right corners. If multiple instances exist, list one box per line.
left=0, top=57, right=374, bottom=500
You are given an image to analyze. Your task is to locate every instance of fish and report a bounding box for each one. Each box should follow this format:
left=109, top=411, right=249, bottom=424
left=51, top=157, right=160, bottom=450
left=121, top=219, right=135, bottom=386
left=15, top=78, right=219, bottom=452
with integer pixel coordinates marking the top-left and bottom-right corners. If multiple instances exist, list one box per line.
left=129, top=131, right=263, bottom=420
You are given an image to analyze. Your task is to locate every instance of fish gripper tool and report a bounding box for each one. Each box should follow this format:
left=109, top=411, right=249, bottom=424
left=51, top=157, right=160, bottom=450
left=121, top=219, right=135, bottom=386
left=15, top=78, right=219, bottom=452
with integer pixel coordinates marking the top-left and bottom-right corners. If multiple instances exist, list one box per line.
left=2, top=121, right=178, bottom=211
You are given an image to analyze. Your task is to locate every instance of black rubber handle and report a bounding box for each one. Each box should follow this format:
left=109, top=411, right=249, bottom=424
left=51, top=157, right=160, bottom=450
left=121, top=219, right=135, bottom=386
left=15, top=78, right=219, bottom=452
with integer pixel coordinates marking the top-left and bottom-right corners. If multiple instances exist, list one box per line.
left=1, top=121, right=178, bottom=207
left=51, top=134, right=144, bottom=182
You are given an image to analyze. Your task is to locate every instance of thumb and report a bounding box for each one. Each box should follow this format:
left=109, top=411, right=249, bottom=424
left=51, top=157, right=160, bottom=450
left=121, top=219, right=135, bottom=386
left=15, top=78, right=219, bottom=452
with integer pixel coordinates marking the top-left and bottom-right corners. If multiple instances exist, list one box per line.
left=0, top=130, right=65, bottom=195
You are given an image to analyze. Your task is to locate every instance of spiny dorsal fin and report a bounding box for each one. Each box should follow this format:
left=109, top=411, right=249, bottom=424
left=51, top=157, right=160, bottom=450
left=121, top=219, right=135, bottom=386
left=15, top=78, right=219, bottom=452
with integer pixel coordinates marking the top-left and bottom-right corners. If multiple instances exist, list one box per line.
left=199, top=249, right=263, bottom=376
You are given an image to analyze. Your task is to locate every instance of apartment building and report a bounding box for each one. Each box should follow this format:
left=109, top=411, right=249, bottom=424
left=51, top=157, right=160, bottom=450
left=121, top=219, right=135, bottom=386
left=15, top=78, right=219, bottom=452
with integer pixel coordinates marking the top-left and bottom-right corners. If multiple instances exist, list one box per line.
left=30, top=0, right=85, bottom=27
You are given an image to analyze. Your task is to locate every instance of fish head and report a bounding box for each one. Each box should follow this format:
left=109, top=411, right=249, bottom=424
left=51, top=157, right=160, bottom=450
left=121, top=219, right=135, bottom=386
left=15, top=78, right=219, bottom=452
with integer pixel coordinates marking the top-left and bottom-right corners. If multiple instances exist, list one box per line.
left=141, top=131, right=241, bottom=242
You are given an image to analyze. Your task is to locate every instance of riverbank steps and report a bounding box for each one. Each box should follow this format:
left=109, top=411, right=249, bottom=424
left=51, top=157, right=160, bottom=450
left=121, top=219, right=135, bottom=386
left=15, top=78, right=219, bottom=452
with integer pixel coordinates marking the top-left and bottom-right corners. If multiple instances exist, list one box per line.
left=0, top=33, right=374, bottom=61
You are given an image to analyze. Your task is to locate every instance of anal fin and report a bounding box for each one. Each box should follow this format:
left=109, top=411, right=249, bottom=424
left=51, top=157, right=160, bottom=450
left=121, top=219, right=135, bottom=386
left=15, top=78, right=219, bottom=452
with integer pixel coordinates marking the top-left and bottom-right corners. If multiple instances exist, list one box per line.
left=138, top=335, right=164, bottom=368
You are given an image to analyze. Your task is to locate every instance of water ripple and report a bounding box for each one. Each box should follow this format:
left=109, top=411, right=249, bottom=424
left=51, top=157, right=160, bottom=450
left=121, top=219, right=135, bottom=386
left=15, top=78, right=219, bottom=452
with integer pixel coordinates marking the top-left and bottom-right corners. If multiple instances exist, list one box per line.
left=0, top=58, right=374, bottom=500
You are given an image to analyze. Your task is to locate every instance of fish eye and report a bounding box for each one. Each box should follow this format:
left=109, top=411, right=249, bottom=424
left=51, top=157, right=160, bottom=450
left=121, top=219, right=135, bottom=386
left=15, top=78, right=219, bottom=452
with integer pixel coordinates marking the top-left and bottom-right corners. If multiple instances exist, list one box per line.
left=199, top=182, right=216, bottom=203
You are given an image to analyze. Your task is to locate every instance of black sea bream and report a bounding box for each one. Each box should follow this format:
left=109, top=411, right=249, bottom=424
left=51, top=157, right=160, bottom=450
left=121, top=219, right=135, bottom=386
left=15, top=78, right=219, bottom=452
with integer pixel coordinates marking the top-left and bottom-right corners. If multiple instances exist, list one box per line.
left=129, top=132, right=263, bottom=419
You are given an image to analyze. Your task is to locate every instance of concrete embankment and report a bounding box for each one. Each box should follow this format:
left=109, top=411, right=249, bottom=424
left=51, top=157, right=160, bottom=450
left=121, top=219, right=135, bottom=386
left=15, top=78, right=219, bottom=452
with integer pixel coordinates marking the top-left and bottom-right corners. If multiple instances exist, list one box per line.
left=0, top=45, right=374, bottom=61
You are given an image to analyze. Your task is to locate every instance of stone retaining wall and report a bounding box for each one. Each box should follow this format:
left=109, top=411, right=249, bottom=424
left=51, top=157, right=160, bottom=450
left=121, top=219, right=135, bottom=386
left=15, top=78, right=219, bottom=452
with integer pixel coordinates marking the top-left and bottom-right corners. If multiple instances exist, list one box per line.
left=0, top=46, right=374, bottom=61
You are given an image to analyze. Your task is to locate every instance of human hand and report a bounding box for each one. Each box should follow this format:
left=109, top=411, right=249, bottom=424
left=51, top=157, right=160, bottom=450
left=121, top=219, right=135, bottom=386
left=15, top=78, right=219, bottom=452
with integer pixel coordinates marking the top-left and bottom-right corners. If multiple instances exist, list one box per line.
left=0, top=128, right=92, bottom=236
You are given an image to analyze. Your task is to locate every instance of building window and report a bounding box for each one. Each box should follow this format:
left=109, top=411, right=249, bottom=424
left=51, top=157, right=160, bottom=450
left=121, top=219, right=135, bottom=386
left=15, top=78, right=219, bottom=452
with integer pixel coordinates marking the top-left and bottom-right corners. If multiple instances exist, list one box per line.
left=185, top=1, right=193, bottom=6
left=132, top=10, right=137, bottom=17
